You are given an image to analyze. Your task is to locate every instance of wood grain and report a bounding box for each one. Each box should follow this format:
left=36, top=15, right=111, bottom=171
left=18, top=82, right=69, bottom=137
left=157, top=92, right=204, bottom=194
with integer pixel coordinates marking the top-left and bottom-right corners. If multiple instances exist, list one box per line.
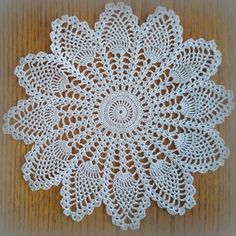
left=0, top=0, right=235, bottom=235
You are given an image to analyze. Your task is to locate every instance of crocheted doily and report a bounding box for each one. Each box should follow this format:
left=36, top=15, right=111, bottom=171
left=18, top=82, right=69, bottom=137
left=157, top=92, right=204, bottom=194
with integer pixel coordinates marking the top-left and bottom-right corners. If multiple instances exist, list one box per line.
left=3, top=2, right=235, bottom=230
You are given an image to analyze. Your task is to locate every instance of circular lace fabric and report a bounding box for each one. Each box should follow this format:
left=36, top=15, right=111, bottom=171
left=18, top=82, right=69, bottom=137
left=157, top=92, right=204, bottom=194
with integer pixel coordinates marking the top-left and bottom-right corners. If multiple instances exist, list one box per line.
left=2, top=2, right=235, bottom=230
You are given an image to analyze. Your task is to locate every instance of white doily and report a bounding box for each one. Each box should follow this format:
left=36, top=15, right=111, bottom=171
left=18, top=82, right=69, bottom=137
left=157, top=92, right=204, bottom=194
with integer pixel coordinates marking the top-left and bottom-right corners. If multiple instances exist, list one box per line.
left=2, top=2, right=235, bottom=230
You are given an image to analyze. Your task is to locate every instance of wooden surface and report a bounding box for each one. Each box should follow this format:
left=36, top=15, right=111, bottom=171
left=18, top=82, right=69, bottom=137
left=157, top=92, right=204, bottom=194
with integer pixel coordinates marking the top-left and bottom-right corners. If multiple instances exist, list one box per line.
left=0, top=0, right=236, bottom=235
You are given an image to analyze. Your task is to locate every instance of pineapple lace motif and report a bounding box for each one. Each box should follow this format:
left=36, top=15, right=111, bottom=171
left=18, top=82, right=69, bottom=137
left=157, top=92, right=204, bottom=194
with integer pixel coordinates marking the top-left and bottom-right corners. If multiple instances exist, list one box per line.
left=2, top=2, right=235, bottom=230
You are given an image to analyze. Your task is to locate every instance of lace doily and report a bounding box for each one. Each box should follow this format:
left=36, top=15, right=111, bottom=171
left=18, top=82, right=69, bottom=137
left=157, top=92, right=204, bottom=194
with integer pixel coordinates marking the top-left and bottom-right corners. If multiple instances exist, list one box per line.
left=2, top=2, right=235, bottom=230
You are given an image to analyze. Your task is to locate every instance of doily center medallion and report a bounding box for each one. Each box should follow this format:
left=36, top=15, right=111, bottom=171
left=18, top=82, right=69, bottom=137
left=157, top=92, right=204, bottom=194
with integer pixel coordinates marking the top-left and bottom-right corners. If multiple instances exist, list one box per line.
left=99, top=91, right=143, bottom=133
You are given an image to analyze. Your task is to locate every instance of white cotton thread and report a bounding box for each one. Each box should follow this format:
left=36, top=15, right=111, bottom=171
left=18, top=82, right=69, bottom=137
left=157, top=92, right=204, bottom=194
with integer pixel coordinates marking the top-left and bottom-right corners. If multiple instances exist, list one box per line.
left=2, top=2, right=234, bottom=230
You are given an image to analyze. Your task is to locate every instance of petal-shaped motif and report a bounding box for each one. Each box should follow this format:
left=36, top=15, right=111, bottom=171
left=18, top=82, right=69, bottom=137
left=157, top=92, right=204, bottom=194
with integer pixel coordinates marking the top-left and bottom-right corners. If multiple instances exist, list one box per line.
left=170, top=39, right=222, bottom=82
left=3, top=97, right=59, bottom=144
left=60, top=160, right=103, bottom=221
left=127, top=138, right=172, bottom=213
left=151, top=80, right=234, bottom=127
left=142, top=119, right=230, bottom=173
left=174, top=128, right=229, bottom=173
left=94, top=2, right=140, bottom=90
left=126, top=136, right=195, bottom=214
left=50, top=15, right=96, bottom=67
left=60, top=135, right=109, bottom=221
left=147, top=159, right=196, bottom=215
left=178, top=81, right=234, bottom=126
left=140, top=6, right=183, bottom=63
left=95, top=2, right=138, bottom=54
left=2, top=95, right=90, bottom=144
left=22, top=138, right=73, bottom=190
left=50, top=16, right=103, bottom=93
left=15, top=52, right=76, bottom=96
left=103, top=144, right=150, bottom=230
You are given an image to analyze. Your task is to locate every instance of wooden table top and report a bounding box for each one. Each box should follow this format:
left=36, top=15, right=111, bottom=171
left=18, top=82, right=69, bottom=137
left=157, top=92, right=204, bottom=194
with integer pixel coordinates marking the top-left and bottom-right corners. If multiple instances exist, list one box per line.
left=0, top=0, right=235, bottom=235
